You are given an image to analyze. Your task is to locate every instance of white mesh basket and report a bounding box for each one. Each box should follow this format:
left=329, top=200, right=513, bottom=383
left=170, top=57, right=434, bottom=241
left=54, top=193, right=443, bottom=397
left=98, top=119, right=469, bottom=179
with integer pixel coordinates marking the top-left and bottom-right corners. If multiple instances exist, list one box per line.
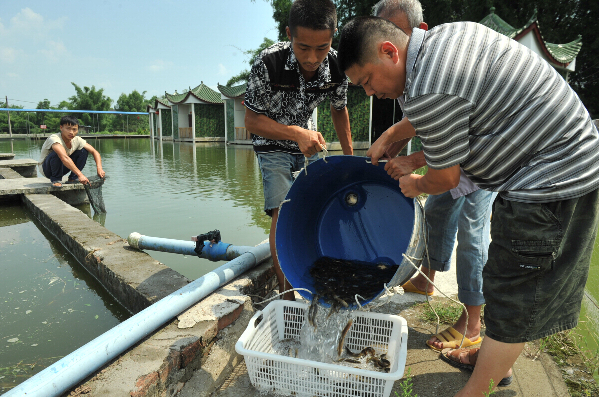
left=235, top=300, right=408, bottom=397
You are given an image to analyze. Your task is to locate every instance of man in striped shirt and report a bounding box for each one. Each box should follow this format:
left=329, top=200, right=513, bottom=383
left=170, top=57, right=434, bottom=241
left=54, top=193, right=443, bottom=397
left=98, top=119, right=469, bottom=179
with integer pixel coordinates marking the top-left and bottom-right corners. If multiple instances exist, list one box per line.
left=338, top=17, right=599, bottom=395
left=373, top=0, right=498, bottom=359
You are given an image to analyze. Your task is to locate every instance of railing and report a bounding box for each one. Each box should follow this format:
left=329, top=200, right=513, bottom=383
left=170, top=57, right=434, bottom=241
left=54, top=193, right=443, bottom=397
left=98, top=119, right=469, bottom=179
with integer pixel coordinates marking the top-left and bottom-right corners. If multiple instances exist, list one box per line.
left=235, top=127, right=251, bottom=140
left=179, top=127, right=193, bottom=139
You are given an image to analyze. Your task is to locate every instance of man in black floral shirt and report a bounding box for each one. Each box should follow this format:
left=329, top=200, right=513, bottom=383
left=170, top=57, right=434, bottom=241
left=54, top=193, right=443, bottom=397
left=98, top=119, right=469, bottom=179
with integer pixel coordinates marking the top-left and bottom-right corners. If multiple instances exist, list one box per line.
left=245, top=0, right=353, bottom=301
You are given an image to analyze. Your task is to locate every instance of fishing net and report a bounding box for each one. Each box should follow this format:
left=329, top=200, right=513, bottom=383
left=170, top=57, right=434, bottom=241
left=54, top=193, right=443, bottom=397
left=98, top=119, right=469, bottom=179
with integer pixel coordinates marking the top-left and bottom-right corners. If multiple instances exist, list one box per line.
left=83, top=175, right=107, bottom=214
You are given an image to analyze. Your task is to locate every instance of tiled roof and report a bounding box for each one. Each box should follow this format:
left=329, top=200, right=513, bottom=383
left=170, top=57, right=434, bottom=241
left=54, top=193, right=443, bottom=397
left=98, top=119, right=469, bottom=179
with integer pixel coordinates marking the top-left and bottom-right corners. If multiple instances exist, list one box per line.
left=545, top=37, right=583, bottom=64
left=479, top=7, right=582, bottom=65
left=166, top=83, right=223, bottom=105
left=479, top=8, right=523, bottom=39
left=156, top=97, right=171, bottom=107
left=217, top=83, right=247, bottom=99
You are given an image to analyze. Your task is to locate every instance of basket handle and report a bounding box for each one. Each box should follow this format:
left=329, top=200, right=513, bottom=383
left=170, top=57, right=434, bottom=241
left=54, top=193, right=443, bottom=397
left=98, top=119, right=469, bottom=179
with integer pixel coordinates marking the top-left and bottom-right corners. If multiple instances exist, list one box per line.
left=253, top=312, right=264, bottom=328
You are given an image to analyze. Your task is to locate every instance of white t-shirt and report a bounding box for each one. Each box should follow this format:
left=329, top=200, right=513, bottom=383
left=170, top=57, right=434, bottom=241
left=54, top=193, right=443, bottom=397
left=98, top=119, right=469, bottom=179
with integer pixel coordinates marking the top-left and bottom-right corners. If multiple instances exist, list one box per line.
left=38, top=134, right=87, bottom=176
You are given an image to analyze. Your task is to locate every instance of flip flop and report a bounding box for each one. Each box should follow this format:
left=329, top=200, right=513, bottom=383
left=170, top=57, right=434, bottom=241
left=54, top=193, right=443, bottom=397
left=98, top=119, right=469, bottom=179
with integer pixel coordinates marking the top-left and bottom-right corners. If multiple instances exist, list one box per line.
left=441, top=348, right=513, bottom=386
left=401, top=279, right=434, bottom=296
left=51, top=181, right=63, bottom=188
left=426, top=326, right=482, bottom=352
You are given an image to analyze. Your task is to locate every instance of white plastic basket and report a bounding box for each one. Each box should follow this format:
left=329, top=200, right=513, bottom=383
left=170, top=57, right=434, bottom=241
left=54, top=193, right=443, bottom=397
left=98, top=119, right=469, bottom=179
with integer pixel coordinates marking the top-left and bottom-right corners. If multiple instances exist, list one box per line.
left=235, top=300, right=408, bottom=397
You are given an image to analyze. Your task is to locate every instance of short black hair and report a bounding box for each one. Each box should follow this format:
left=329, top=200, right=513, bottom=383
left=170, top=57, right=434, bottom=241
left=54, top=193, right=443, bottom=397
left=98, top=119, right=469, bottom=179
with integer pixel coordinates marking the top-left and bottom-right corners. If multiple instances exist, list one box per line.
left=337, top=16, right=408, bottom=73
left=60, top=115, right=79, bottom=127
left=288, top=0, right=337, bottom=37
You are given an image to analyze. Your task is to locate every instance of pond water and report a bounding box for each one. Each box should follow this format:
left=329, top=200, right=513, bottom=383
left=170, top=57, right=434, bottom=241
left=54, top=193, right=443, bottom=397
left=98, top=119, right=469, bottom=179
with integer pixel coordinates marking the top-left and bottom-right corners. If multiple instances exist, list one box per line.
left=3, top=138, right=273, bottom=279
left=0, top=203, right=130, bottom=392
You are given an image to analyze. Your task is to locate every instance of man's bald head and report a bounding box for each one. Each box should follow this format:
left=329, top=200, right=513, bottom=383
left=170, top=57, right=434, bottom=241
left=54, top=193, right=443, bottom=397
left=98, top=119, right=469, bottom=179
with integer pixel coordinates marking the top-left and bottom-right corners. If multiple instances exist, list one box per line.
left=372, top=0, right=426, bottom=35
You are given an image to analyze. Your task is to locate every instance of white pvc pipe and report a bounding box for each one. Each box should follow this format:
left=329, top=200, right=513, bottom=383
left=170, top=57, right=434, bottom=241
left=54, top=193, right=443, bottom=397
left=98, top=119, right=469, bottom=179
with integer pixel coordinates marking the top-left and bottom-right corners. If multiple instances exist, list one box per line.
left=5, top=242, right=271, bottom=397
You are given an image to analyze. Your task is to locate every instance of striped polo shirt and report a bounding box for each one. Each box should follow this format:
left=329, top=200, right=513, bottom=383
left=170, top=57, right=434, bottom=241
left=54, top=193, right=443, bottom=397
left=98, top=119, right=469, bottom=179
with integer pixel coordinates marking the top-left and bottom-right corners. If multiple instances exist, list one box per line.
left=404, top=22, right=599, bottom=203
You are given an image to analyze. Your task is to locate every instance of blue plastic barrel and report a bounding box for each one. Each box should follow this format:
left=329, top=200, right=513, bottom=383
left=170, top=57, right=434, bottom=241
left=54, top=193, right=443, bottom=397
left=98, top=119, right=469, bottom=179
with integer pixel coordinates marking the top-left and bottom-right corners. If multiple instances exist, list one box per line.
left=276, top=156, right=425, bottom=308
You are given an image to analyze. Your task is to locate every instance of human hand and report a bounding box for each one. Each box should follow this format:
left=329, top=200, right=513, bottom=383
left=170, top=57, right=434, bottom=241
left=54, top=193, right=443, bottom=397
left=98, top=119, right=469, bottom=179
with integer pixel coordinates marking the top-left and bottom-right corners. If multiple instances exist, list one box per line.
left=366, top=137, right=388, bottom=166
left=295, top=127, right=326, bottom=157
left=78, top=174, right=90, bottom=185
left=399, top=174, right=422, bottom=198
left=97, top=168, right=106, bottom=179
left=385, top=157, right=415, bottom=180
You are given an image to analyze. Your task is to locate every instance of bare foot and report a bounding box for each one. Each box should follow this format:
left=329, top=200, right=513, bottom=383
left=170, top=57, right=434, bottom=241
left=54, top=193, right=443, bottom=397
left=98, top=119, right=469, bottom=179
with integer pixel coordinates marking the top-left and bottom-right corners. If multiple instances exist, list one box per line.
left=409, top=273, right=435, bottom=294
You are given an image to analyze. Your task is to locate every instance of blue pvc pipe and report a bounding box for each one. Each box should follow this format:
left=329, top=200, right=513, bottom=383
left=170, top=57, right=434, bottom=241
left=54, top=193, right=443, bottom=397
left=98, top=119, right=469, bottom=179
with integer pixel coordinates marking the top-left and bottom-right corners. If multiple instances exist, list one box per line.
left=126, top=233, right=253, bottom=261
left=4, top=242, right=271, bottom=397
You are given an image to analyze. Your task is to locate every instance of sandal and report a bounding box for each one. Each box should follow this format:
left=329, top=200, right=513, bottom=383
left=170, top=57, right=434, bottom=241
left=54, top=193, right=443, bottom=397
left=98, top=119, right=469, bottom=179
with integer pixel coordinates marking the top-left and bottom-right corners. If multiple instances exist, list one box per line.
left=441, top=348, right=513, bottom=386
left=401, top=279, right=434, bottom=296
left=52, top=181, right=62, bottom=188
left=426, top=326, right=482, bottom=351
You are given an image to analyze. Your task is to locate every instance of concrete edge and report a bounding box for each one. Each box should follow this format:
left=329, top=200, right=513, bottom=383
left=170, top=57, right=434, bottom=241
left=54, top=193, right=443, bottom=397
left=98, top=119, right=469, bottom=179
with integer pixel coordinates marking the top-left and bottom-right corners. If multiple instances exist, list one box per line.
left=65, top=259, right=276, bottom=397
left=22, top=193, right=190, bottom=313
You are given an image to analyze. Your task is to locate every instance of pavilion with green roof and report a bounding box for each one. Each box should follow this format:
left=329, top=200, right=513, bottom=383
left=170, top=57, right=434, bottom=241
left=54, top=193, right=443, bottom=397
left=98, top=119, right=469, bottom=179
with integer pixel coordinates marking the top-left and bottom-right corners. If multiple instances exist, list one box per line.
left=146, top=97, right=173, bottom=140
left=479, top=7, right=582, bottom=81
left=163, top=82, right=225, bottom=142
left=217, top=83, right=248, bottom=144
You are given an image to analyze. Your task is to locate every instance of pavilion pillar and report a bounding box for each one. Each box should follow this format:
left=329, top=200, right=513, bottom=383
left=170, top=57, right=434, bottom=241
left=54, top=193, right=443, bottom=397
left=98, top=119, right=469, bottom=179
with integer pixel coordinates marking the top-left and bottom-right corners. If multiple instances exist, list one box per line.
left=159, top=109, right=163, bottom=142
left=191, top=104, right=196, bottom=144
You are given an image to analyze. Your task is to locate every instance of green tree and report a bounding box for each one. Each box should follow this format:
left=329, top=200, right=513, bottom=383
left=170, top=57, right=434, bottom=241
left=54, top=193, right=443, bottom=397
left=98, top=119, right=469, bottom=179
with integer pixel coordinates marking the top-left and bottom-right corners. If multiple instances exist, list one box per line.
left=227, top=37, right=276, bottom=86
left=266, top=0, right=598, bottom=117
left=67, top=82, right=112, bottom=130
left=112, top=90, right=150, bottom=133
left=35, top=99, right=51, bottom=126
left=115, top=90, right=147, bottom=112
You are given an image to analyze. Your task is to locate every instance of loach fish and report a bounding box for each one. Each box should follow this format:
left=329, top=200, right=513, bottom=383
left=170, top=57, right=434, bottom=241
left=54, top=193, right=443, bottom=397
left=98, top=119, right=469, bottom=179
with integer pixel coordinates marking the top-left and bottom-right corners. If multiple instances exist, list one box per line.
left=345, top=346, right=376, bottom=359
left=307, top=294, right=320, bottom=329
left=337, top=319, right=354, bottom=357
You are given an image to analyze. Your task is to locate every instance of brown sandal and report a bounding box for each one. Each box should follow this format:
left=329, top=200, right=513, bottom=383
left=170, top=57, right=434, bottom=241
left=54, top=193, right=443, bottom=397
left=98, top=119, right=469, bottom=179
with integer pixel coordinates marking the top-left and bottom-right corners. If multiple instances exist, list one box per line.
left=441, top=348, right=513, bottom=386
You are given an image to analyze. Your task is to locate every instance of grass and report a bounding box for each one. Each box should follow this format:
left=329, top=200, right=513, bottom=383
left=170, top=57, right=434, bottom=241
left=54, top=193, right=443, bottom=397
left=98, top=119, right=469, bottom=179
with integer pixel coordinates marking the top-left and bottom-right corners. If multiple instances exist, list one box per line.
left=536, top=328, right=599, bottom=397
left=395, top=367, right=418, bottom=397
left=419, top=301, right=465, bottom=325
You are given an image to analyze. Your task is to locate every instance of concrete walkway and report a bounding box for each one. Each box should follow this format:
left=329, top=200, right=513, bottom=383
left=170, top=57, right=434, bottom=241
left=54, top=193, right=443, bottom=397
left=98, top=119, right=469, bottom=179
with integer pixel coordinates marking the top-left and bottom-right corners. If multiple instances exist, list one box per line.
left=0, top=176, right=86, bottom=195
left=196, top=247, right=570, bottom=397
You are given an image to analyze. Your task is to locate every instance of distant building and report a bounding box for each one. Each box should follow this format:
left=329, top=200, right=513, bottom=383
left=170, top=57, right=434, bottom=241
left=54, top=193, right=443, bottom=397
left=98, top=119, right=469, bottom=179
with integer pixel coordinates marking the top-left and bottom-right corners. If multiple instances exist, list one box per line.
left=217, top=83, right=248, bottom=144
left=146, top=97, right=172, bottom=140
left=479, top=7, right=582, bottom=81
left=165, top=83, right=225, bottom=142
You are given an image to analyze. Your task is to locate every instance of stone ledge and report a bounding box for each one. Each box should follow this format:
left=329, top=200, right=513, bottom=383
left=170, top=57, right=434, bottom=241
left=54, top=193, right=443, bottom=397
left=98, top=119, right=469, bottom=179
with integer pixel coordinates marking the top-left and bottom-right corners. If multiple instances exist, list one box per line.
left=65, top=259, right=276, bottom=397
left=22, top=193, right=190, bottom=313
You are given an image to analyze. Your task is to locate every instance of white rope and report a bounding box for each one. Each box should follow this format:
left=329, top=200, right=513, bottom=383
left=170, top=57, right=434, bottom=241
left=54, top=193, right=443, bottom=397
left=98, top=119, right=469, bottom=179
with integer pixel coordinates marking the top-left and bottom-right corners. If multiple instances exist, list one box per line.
left=302, top=144, right=329, bottom=174
left=354, top=294, right=366, bottom=310
left=402, top=253, right=468, bottom=350
left=253, top=287, right=315, bottom=306
left=415, top=196, right=441, bottom=335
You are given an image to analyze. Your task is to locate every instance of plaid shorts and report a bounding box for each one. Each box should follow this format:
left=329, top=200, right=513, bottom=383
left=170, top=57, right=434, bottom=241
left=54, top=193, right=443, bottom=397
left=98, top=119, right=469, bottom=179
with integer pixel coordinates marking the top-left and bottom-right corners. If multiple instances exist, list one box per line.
left=483, top=188, right=599, bottom=343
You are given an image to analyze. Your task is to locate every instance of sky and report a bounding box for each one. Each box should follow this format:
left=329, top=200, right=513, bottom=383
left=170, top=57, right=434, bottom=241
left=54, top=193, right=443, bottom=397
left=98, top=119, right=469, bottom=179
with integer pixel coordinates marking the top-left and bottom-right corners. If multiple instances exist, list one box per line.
left=0, top=0, right=279, bottom=108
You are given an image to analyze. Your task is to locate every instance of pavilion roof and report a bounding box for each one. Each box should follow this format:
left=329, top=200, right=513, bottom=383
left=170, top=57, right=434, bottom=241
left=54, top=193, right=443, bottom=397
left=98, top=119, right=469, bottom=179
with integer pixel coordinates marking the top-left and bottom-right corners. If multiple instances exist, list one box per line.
left=217, top=83, right=247, bottom=99
left=479, top=7, right=582, bottom=66
left=165, top=83, right=223, bottom=105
